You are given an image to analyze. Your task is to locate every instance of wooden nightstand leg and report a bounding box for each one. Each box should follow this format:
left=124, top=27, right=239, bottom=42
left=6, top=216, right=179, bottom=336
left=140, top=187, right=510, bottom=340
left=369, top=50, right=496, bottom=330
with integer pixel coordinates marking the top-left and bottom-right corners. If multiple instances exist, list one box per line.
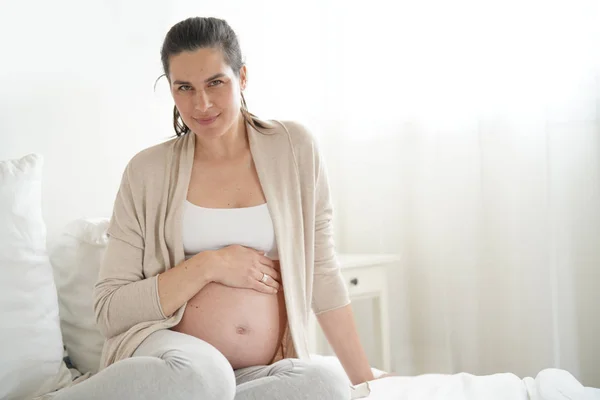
left=379, top=288, right=392, bottom=372
left=308, top=311, right=318, bottom=355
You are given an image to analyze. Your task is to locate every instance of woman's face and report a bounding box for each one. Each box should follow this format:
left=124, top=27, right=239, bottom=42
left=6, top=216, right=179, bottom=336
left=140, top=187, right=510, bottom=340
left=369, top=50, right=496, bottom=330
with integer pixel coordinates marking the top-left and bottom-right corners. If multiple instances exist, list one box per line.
left=168, top=48, right=246, bottom=138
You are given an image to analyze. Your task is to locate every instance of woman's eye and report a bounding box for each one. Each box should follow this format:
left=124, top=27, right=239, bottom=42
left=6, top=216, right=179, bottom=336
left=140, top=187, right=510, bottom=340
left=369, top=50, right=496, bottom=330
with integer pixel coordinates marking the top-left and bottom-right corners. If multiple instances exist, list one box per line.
left=208, top=80, right=223, bottom=87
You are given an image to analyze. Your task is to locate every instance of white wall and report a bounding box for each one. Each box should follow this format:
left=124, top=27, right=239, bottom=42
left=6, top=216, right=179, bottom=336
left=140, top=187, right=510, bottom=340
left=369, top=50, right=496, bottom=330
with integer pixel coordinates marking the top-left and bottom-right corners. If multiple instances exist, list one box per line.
left=2, top=0, right=161, bottom=237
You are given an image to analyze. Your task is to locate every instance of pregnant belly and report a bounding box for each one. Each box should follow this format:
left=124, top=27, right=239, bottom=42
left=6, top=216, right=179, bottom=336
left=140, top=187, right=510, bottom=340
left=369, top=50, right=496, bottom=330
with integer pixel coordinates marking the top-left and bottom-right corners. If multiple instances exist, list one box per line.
left=172, top=281, right=287, bottom=369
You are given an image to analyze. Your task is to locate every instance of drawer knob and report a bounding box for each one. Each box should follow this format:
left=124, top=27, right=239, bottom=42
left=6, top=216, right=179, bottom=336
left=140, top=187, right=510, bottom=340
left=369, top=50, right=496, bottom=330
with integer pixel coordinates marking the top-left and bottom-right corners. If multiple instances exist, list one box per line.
left=350, top=278, right=359, bottom=286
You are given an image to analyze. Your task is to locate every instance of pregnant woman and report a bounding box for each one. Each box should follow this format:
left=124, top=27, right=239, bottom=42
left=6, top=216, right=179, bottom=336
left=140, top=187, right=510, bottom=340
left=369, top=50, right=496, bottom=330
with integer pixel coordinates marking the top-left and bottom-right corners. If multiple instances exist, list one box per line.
left=53, top=16, right=375, bottom=400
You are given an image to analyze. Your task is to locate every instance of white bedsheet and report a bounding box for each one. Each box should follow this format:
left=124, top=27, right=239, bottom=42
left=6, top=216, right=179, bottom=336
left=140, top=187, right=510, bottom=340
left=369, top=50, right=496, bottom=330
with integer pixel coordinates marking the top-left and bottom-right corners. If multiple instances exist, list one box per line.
left=310, top=355, right=599, bottom=400
left=364, top=369, right=600, bottom=400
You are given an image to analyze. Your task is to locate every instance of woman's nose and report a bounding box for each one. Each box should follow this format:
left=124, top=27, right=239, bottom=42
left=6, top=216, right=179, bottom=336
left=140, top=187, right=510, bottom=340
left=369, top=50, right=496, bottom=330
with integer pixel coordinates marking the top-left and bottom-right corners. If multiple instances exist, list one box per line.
left=194, top=90, right=212, bottom=112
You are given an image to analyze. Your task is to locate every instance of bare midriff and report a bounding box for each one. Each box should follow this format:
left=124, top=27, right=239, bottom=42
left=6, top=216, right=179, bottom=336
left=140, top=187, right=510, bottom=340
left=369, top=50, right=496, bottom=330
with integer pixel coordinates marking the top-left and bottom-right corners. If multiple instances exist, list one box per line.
left=172, top=262, right=287, bottom=369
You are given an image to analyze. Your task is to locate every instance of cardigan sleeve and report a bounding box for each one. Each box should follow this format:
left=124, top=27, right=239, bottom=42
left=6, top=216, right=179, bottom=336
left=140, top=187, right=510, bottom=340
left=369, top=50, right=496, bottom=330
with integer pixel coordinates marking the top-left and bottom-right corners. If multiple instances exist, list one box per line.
left=310, top=135, right=351, bottom=315
left=93, top=162, right=166, bottom=338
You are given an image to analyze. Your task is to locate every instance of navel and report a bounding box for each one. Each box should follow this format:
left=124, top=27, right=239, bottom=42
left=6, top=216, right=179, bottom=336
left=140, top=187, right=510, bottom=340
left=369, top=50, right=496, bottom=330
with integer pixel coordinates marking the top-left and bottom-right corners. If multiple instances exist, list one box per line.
left=235, top=325, right=250, bottom=335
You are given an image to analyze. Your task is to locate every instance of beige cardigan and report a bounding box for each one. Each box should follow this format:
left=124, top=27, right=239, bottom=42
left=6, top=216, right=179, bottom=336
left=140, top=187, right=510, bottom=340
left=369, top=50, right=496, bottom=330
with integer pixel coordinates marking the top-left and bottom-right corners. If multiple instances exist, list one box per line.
left=93, top=119, right=350, bottom=369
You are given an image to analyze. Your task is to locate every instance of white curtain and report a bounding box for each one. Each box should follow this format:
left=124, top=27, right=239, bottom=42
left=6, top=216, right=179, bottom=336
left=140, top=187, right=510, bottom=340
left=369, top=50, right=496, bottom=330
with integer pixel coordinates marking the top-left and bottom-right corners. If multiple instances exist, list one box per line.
left=303, top=0, right=600, bottom=387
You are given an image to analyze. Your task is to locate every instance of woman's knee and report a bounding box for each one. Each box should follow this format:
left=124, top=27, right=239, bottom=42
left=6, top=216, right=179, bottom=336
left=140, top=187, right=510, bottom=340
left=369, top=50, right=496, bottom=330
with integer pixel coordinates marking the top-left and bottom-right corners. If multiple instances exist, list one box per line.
left=296, top=361, right=351, bottom=399
left=171, top=343, right=236, bottom=400
left=137, top=331, right=236, bottom=400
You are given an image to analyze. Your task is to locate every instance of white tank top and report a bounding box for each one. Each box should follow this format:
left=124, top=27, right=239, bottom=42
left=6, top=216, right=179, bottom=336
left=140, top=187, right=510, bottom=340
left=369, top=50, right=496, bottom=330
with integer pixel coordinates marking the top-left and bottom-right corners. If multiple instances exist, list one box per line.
left=182, top=200, right=279, bottom=260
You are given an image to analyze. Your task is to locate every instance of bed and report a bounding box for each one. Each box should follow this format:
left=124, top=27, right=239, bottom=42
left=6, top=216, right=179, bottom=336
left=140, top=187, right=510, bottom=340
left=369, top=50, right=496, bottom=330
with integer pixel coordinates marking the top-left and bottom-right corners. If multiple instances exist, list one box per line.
left=360, top=370, right=600, bottom=400
left=312, top=355, right=600, bottom=400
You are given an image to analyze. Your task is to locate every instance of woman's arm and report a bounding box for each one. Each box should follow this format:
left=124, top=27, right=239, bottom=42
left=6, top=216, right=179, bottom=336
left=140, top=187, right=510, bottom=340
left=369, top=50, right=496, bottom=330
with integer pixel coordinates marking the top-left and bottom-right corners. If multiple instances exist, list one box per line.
left=156, top=251, right=216, bottom=317
left=93, top=237, right=216, bottom=338
left=317, top=305, right=375, bottom=385
left=298, top=123, right=373, bottom=384
left=92, top=159, right=221, bottom=337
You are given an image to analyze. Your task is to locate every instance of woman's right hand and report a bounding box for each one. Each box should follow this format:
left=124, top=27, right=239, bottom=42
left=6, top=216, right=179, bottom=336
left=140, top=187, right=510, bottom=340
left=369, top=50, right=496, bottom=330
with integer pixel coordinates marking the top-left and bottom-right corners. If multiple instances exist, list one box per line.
left=209, top=245, right=281, bottom=294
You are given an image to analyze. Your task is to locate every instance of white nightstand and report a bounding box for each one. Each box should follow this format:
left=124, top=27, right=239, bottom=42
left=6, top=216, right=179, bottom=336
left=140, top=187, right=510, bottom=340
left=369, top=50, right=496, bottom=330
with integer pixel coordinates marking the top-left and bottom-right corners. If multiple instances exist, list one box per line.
left=308, top=253, right=400, bottom=372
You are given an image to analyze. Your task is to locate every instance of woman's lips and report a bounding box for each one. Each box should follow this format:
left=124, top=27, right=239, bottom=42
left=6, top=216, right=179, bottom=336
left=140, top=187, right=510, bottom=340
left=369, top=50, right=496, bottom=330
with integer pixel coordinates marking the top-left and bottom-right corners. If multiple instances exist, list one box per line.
left=193, top=114, right=220, bottom=125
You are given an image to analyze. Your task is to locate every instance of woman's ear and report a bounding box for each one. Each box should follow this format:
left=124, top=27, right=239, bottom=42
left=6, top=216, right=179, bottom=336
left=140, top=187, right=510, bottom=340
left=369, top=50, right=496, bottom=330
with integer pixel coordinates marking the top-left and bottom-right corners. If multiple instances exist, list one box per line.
left=239, top=65, right=248, bottom=90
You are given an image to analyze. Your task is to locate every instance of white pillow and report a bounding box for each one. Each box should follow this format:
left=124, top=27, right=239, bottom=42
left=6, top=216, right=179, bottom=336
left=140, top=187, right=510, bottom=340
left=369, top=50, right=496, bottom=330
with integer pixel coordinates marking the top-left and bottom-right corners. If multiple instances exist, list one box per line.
left=0, top=154, right=72, bottom=400
left=49, top=218, right=110, bottom=375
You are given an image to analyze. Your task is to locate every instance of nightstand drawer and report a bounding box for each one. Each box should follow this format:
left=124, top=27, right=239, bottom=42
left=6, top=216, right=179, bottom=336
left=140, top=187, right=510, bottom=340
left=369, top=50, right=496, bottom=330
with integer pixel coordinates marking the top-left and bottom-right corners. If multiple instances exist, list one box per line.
left=341, top=265, right=386, bottom=297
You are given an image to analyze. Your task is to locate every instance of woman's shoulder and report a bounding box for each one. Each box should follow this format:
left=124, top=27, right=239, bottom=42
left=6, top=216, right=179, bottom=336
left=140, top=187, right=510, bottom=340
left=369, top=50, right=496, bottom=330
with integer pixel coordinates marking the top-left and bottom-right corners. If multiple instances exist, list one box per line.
left=266, top=119, right=320, bottom=153
left=268, top=119, right=313, bottom=140
left=122, top=136, right=183, bottom=180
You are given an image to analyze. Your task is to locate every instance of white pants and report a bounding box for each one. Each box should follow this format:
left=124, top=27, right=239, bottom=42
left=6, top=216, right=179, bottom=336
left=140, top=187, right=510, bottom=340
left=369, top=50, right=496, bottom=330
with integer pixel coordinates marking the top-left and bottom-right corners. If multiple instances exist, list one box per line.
left=53, top=329, right=351, bottom=400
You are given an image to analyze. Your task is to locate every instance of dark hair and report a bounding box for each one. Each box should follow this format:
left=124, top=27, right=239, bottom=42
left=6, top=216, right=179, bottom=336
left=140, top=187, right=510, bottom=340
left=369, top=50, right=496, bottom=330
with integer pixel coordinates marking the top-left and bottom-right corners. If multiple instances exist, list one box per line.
left=160, top=17, right=267, bottom=136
